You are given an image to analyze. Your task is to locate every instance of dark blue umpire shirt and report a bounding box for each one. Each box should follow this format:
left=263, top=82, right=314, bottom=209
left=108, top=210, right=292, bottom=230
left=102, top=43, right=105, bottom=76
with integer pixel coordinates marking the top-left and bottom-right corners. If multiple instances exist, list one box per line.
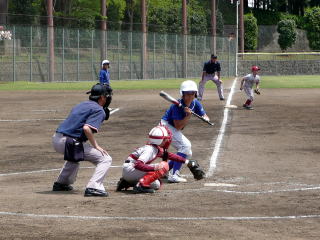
left=203, top=60, right=221, bottom=74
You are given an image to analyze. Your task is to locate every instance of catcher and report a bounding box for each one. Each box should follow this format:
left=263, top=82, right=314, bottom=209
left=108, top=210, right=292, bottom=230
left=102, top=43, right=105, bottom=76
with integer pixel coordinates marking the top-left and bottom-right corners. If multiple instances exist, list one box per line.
left=116, top=125, right=205, bottom=194
left=240, top=65, right=261, bottom=110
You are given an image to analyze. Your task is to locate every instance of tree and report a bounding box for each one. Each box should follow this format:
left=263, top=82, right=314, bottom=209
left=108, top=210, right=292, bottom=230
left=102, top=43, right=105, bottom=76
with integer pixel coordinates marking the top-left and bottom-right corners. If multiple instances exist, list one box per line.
left=244, top=13, right=258, bottom=51
left=277, top=19, right=297, bottom=51
left=304, top=7, right=320, bottom=50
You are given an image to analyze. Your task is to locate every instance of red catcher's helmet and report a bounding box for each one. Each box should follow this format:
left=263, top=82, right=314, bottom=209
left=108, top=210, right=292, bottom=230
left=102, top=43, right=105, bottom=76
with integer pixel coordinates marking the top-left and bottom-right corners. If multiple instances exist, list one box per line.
left=251, top=65, right=260, bottom=71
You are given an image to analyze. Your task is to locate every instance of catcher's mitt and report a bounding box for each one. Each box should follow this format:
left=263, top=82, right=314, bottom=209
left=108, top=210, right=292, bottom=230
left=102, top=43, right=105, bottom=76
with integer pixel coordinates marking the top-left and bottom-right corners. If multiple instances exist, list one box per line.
left=254, top=89, right=261, bottom=95
left=187, top=160, right=205, bottom=180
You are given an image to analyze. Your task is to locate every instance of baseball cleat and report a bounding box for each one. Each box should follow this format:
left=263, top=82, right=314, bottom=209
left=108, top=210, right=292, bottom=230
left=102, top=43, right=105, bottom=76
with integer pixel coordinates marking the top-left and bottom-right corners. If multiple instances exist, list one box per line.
left=52, top=182, right=73, bottom=191
left=167, top=172, right=187, bottom=183
left=220, top=97, right=225, bottom=101
left=84, top=188, right=108, bottom=197
left=245, top=106, right=254, bottom=110
left=133, top=185, right=155, bottom=194
left=116, top=178, right=132, bottom=191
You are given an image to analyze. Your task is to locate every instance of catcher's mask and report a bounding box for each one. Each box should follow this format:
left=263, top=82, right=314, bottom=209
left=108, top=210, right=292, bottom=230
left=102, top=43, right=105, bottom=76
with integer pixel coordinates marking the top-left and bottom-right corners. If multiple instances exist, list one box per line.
left=148, top=125, right=172, bottom=149
left=87, top=83, right=113, bottom=101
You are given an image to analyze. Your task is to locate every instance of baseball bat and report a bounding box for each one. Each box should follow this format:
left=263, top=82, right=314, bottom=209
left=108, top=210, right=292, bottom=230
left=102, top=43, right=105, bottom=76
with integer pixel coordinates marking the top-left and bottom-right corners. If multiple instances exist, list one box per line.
left=159, top=91, right=214, bottom=126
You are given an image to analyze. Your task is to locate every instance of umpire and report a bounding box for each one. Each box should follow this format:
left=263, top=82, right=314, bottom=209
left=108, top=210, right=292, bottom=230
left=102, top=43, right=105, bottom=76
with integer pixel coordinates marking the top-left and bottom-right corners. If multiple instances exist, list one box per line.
left=52, top=83, right=113, bottom=197
left=198, top=54, right=224, bottom=101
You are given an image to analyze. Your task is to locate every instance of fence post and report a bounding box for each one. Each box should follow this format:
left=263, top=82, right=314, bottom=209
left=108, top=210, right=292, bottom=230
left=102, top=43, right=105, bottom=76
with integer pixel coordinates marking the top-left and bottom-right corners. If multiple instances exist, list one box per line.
left=77, top=29, right=80, bottom=81
left=164, top=34, right=166, bottom=79
left=153, top=32, right=155, bottom=79
left=117, top=31, right=120, bottom=80
left=175, top=34, right=177, bottom=78
left=30, top=25, right=32, bottom=82
left=13, top=26, right=15, bottom=82
left=130, top=31, right=132, bottom=80
left=91, top=29, right=94, bottom=81
left=62, top=28, right=65, bottom=82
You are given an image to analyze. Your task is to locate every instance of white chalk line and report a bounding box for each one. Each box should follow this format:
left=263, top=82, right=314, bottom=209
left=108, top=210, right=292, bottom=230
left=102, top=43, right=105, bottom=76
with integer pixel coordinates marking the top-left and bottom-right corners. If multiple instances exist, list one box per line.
left=0, top=108, right=120, bottom=122
left=206, top=78, right=238, bottom=177
left=0, top=165, right=122, bottom=177
left=1, top=211, right=320, bottom=221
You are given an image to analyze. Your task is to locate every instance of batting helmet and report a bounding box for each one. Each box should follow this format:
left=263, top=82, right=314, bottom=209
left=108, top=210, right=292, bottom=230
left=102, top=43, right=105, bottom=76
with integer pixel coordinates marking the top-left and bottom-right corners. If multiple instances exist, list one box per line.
left=251, top=65, right=260, bottom=71
left=180, top=80, right=198, bottom=96
left=148, top=125, right=172, bottom=149
left=102, top=59, right=110, bottom=67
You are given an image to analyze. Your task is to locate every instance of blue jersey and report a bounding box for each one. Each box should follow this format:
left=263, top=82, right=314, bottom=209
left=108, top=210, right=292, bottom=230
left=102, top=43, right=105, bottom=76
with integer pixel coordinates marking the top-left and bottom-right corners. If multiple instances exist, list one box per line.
left=56, top=100, right=106, bottom=141
left=99, top=69, right=110, bottom=85
left=161, top=99, right=206, bottom=128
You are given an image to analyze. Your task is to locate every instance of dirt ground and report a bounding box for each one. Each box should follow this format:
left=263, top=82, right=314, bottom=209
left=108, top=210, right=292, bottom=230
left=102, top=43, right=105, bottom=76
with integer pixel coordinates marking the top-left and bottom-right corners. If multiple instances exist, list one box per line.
left=0, top=79, right=320, bottom=240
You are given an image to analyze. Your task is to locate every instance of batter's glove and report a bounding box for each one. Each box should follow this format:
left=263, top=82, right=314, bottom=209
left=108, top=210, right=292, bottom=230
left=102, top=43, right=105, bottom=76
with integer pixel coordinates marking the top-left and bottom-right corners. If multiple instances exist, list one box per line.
left=187, top=160, right=205, bottom=180
left=254, top=89, right=261, bottom=95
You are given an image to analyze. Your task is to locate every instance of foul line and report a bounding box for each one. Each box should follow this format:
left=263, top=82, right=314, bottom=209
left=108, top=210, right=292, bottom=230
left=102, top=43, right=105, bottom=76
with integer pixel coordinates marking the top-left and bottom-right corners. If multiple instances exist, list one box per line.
left=1, top=211, right=320, bottom=221
left=0, top=108, right=120, bottom=122
left=206, top=78, right=238, bottom=177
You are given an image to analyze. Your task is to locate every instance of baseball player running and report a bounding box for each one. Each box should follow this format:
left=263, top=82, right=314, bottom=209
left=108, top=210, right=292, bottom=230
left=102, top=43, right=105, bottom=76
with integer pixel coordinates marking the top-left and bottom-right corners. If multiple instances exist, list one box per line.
left=198, top=54, right=224, bottom=101
left=99, top=59, right=110, bottom=85
left=52, top=83, right=113, bottom=197
left=116, top=125, right=205, bottom=193
left=160, top=80, right=209, bottom=183
left=240, top=65, right=261, bottom=110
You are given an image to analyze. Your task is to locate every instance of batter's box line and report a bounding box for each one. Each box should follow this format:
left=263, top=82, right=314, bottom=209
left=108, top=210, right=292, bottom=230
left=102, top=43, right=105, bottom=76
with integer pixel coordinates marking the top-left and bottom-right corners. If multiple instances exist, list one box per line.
left=1, top=211, right=320, bottom=221
left=0, top=108, right=120, bottom=122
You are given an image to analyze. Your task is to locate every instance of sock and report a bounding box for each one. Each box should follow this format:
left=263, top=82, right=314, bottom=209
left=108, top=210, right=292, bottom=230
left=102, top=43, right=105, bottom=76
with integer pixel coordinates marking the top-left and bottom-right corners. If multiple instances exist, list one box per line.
left=172, top=152, right=187, bottom=174
left=245, top=99, right=251, bottom=105
left=168, top=160, right=174, bottom=170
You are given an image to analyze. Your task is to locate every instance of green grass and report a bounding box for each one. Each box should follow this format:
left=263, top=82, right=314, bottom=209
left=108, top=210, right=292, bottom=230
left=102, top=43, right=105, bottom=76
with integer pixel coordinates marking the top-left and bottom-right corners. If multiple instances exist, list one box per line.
left=260, top=75, right=320, bottom=88
left=0, top=75, right=319, bottom=91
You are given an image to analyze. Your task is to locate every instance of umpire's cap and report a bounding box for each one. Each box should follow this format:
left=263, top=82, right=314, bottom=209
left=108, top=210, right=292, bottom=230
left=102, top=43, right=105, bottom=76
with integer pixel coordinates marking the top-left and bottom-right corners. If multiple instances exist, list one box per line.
left=87, top=83, right=113, bottom=101
left=211, top=54, right=218, bottom=59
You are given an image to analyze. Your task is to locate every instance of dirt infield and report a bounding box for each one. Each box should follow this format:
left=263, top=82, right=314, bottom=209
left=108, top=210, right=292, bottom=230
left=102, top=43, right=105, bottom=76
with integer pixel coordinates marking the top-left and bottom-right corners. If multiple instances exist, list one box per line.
left=0, top=80, right=320, bottom=240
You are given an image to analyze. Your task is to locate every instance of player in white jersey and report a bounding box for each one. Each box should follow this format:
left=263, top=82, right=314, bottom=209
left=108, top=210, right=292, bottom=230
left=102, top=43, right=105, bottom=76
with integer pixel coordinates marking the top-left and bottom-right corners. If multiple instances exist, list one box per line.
left=240, top=66, right=261, bottom=110
left=116, top=125, right=193, bottom=193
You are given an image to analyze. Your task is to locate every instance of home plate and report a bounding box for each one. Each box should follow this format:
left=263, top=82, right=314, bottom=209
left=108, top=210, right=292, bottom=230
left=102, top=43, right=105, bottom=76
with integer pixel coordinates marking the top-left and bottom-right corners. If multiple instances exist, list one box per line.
left=204, top=183, right=237, bottom=187
left=224, top=104, right=238, bottom=109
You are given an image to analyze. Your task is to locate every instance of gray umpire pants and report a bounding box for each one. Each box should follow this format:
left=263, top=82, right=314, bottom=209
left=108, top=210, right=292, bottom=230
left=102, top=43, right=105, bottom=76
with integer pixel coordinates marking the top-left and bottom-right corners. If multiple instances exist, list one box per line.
left=199, top=74, right=224, bottom=100
left=52, top=132, right=112, bottom=191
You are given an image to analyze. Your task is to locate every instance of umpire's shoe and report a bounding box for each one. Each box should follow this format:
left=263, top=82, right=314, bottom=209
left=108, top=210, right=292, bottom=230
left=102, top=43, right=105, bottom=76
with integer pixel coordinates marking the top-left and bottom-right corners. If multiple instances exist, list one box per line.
left=52, top=182, right=73, bottom=191
left=116, top=178, right=132, bottom=191
left=133, top=185, right=155, bottom=194
left=84, top=188, right=108, bottom=197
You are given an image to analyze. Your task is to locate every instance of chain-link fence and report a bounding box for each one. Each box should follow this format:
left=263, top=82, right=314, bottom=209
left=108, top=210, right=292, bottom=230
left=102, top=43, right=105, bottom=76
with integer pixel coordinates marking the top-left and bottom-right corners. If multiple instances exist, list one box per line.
left=0, top=24, right=237, bottom=82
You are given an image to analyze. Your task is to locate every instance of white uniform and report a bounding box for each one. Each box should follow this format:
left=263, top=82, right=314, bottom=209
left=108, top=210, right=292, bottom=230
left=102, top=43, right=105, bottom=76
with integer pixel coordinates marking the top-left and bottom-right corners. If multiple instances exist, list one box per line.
left=122, top=145, right=161, bottom=190
left=243, top=73, right=260, bottom=101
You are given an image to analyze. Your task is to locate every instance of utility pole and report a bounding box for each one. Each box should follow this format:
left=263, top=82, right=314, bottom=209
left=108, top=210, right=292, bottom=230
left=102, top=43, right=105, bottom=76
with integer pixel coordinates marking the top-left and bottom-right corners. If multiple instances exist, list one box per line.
left=211, top=0, right=216, bottom=54
left=182, top=0, right=187, bottom=78
left=239, top=0, right=244, bottom=54
left=141, top=0, right=147, bottom=79
left=100, top=0, right=107, bottom=62
left=48, top=0, right=54, bottom=82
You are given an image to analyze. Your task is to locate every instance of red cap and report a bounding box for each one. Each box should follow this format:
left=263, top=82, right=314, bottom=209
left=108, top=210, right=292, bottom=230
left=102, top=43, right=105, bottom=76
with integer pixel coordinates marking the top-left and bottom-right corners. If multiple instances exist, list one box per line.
left=251, top=66, right=260, bottom=71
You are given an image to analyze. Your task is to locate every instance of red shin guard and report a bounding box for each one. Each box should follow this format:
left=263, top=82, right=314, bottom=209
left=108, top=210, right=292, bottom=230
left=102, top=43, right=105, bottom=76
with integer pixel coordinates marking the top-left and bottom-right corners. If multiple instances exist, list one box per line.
left=139, top=162, right=169, bottom=188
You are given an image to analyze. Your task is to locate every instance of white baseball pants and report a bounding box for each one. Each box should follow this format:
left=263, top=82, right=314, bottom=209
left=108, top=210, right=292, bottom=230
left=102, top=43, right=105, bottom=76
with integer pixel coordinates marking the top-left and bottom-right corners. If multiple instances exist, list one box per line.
left=52, top=132, right=112, bottom=191
left=160, top=119, right=192, bottom=158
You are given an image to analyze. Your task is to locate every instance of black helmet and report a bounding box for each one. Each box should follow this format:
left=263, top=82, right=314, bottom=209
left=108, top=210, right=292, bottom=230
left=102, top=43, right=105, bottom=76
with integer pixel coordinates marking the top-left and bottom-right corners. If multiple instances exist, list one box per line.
left=87, top=83, right=113, bottom=101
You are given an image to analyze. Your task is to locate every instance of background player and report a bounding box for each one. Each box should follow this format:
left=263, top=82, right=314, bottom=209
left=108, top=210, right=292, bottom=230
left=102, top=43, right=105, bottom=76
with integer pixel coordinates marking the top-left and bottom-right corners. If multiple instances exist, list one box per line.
left=52, top=83, right=113, bottom=197
left=116, top=125, right=204, bottom=193
left=99, top=59, right=110, bottom=85
left=160, top=80, right=210, bottom=183
left=198, top=54, right=224, bottom=101
left=240, top=65, right=261, bottom=110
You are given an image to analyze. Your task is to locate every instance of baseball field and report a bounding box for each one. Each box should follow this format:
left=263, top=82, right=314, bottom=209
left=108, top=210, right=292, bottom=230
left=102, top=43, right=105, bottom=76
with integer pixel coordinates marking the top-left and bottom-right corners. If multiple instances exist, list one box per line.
left=0, top=76, right=319, bottom=239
